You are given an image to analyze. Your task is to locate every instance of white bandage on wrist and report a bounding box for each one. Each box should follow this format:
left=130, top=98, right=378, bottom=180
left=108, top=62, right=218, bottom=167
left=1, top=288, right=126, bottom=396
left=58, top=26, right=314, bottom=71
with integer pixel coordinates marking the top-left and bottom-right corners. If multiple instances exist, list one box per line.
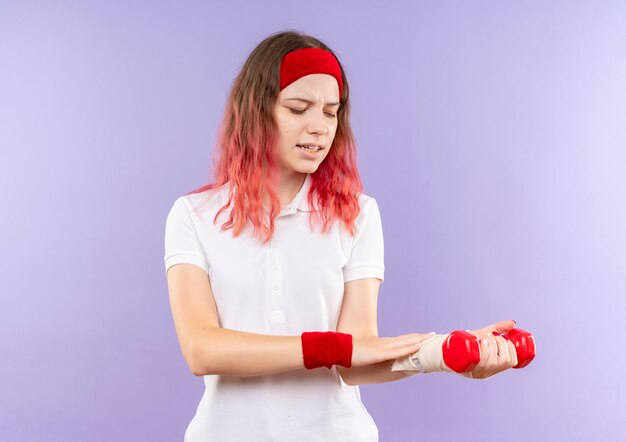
left=391, top=334, right=449, bottom=374
left=391, top=333, right=475, bottom=378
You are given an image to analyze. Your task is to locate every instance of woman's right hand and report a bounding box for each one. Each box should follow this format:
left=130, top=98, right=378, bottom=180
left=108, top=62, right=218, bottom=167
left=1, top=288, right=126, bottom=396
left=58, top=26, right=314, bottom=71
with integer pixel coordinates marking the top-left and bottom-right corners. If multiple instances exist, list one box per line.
left=350, top=333, right=436, bottom=367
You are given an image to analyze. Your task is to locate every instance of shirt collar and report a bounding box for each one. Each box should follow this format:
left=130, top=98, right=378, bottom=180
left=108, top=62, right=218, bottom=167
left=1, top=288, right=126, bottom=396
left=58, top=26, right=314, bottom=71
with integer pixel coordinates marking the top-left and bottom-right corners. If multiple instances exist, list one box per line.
left=220, top=174, right=315, bottom=213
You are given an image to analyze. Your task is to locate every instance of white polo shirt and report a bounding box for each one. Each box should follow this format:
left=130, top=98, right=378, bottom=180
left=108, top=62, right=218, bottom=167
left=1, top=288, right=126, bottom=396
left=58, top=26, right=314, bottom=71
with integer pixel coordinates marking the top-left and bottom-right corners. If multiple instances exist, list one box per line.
left=164, top=173, right=385, bottom=441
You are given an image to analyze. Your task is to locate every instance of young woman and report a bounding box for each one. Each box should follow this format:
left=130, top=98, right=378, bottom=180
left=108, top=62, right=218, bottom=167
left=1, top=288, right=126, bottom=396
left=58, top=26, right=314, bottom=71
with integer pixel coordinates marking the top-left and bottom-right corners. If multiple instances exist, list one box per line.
left=164, top=30, right=518, bottom=441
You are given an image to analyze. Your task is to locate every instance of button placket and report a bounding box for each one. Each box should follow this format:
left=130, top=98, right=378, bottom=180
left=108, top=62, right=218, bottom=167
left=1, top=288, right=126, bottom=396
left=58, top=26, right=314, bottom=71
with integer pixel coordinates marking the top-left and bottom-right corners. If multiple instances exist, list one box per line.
left=268, top=243, right=285, bottom=325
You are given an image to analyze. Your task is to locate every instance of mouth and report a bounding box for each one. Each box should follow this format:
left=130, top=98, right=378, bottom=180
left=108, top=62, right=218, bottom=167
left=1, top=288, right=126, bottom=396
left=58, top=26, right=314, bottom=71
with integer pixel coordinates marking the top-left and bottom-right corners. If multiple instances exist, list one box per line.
left=296, top=144, right=324, bottom=152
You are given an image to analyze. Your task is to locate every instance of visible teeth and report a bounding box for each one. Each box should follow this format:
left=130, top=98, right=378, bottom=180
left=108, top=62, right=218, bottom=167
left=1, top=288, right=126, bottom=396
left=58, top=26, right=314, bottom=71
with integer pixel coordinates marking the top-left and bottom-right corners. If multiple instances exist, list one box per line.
left=297, top=144, right=321, bottom=151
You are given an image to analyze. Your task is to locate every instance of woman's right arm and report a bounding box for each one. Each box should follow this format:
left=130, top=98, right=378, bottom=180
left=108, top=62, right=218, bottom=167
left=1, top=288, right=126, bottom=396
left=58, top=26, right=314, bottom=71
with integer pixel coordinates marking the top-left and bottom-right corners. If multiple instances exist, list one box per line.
left=166, top=263, right=428, bottom=377
left=167, top=263, right=303, bottom=376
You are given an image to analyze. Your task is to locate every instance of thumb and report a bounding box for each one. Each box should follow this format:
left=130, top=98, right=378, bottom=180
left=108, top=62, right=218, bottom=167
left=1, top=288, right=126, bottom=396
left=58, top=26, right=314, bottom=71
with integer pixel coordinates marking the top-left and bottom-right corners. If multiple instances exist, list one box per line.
left=466, top=320, right=517, bottom=338
left=493, top=320, right=517, bottom=334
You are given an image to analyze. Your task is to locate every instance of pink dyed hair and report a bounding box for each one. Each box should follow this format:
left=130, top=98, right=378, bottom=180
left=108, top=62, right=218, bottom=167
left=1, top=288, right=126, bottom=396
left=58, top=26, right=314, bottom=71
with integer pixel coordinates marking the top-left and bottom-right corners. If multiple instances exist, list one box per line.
left=187, top=30, right=364, bottom=244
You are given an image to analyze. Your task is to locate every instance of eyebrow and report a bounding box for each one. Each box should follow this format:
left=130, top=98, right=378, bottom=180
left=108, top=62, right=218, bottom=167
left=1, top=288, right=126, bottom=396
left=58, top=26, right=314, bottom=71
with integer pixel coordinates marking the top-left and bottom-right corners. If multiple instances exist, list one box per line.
left=284, top=98, right=341, bottom=106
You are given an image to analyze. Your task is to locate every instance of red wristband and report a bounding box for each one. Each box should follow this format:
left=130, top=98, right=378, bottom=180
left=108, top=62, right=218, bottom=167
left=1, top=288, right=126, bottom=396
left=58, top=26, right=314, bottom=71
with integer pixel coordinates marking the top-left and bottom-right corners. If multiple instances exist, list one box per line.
left=301, top=331, right=353, bottom=369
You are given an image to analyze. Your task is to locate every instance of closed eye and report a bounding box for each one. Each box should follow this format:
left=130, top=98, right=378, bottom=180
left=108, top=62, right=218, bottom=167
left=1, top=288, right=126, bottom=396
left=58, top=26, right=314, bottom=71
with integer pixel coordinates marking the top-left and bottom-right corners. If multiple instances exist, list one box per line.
left=289, top=108, right=337, bottom=118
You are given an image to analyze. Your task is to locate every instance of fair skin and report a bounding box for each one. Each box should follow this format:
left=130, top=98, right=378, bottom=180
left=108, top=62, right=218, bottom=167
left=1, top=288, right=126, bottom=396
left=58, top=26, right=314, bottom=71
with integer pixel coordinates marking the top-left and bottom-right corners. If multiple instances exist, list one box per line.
left=166, top=73, right=518, bottom=383
left=336, top=278, right=519, bottom=384
left=270, top=73, right=339, bottom=209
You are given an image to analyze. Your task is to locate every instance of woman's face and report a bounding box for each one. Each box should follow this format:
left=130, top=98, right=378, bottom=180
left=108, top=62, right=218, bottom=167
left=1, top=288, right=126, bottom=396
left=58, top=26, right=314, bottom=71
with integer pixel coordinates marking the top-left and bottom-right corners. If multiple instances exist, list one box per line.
left=272, top=73, right=340, bottom=179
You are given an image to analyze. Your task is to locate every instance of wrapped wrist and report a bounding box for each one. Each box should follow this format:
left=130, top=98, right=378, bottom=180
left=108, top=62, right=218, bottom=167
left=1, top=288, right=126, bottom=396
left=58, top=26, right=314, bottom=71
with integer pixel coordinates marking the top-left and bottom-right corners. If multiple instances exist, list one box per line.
left=391, top=333, right=478, bottom=379
left=391, top=334, right=452, bottom=374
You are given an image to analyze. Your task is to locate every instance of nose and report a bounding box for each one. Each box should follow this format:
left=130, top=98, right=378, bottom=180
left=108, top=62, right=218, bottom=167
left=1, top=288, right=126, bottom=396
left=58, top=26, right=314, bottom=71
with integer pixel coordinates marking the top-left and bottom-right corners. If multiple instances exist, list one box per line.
left=307, top=110, right=330, bottom=135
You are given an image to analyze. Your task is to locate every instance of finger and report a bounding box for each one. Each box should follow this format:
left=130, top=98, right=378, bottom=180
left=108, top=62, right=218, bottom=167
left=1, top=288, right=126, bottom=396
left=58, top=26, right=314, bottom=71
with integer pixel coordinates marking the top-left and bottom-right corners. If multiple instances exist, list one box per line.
left=477, top=337, right=490, bottom=367
left=507, top=340, right=518, bottom=367
left=399, top=332, right=437, bottom=344
left=487, top=335, right=499, bottom=366
left=415, top=332, right=437, bottom=342
left=470, top=339, right=491, bottom=379
left=495, top=336, right=510, bottom=365
left=493, top=320, right=517, bottom=334
left=465, top=327, right=485, bottom=339
left=387, top=334, right=433, bottom=351
left=396, top=345, right=420, bottom=358
left=468, top=326, right=496, bottom=340
left=471, top=320, right=516, bottom=339
left=392, top=333, right=418, bottom=339
left=487, top=336, right=513, bottom=376
left=479, top=336, right=497, bottom=378
left=391, top=333, right=434, bottom=343
left=483, top=335, right=501, bottom=377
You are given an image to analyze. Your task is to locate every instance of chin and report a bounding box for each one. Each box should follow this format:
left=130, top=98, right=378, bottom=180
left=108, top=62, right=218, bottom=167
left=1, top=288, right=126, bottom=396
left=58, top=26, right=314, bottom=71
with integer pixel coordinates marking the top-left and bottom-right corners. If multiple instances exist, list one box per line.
left=297, top=163, right=321, bottom=173
left=284, top=159, right=317, bottom=173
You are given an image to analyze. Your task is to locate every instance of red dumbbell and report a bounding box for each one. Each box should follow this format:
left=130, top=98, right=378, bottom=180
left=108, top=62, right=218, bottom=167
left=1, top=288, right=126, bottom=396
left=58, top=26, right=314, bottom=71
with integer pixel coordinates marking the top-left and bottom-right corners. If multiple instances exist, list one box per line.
left=442, top=328, right=536, bottom=373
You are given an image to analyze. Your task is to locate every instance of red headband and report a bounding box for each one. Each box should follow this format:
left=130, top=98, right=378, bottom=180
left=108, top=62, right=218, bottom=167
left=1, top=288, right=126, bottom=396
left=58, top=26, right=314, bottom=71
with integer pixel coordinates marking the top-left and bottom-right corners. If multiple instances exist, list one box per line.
left=279, top=47, right=343, bottom=98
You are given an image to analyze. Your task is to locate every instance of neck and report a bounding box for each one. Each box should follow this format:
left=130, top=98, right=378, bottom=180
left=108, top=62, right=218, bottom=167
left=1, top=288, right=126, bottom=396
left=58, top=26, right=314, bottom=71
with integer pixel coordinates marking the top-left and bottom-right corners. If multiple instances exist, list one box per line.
left=270, top=172, right=307, bottom=211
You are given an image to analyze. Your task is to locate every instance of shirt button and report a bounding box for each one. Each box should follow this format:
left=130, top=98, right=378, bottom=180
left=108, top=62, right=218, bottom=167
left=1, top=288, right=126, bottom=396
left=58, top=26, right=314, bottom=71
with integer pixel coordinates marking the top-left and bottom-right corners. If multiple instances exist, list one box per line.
left=273, top=285, right=279, bottom=291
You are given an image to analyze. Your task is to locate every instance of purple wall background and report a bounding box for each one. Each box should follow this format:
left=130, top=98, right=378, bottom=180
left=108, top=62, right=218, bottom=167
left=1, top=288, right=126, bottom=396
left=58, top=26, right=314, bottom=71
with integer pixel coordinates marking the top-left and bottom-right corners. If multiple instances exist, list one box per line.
left=1, top=1, right=625, bottom=441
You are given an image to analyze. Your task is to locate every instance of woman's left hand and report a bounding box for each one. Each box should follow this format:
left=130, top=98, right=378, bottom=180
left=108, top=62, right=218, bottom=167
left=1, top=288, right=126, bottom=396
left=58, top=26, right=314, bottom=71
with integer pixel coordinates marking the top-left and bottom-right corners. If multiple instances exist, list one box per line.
left=464, top=320, right=518, bottom=379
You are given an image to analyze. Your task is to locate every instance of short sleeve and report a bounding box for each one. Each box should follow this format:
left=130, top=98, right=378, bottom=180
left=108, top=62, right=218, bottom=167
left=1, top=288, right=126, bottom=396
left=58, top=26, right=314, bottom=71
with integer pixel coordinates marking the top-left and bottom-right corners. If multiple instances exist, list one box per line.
left=163, top=196, right=210, bottom=275
left=342, top=197, right=385, bottom=283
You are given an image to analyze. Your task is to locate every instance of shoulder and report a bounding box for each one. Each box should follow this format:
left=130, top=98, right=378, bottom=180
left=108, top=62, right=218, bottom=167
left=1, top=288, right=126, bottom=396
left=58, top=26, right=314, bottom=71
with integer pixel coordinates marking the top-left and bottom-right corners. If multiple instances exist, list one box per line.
left=355, top=192, right=381, bottom=220
left=357, top=192, right=376, bottom=208
left=173, top=182, right=232, bottom=217
left=337, top=192, right=382, bottom=240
